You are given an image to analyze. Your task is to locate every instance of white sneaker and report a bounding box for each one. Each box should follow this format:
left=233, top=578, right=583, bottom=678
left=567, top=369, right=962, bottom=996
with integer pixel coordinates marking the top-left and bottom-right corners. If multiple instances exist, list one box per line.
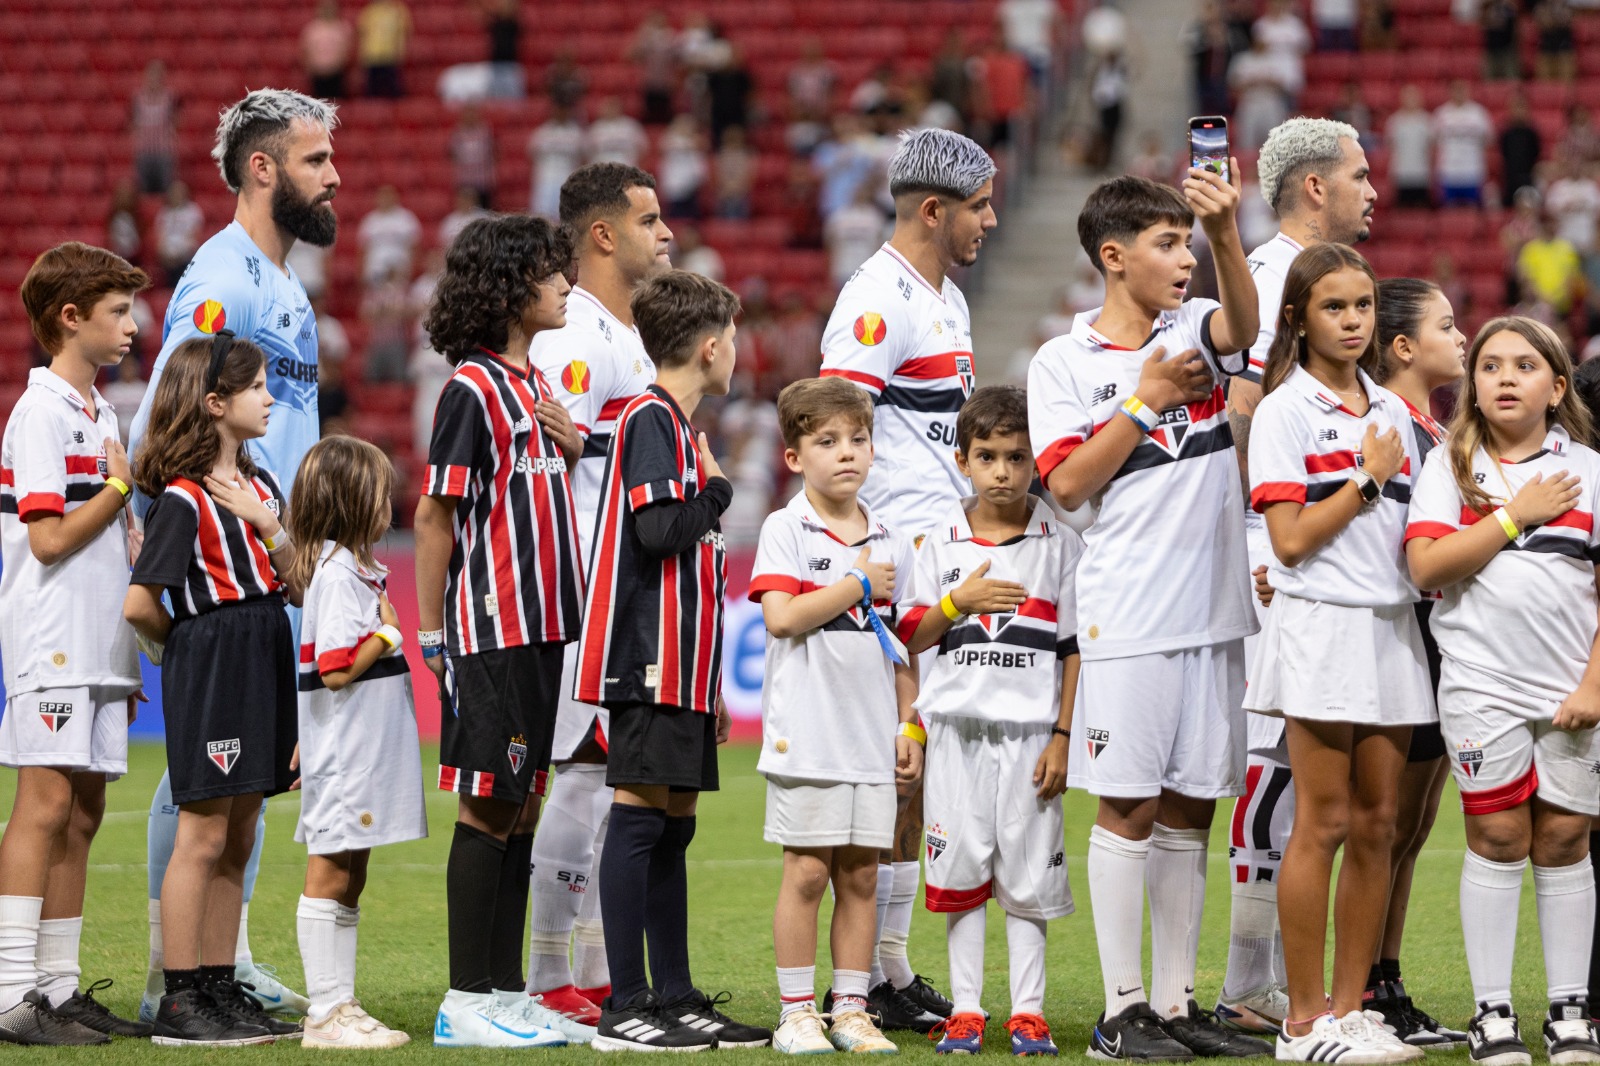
left=829, top=1008, right=897, bottom=1054
left=235, top=961, right=311, bottom=1017
left=1217, top=985, right=1290, bottom=1034
left=773, top=1004, right=835, bottom=1055
left=1357, top=1010, right=1425, bottom=1062
left=1469, top=1004, right=1532, bottom=1066
left=304, top=1000, right=410, bottom=1049
left=494, top=989, right=596, bottom=1045
left=433, top=990, right=568, bottom=1048
left=1276, top=1011, right=1396, bottom=1063
left=1544, top=999, right=1600, bottom=1065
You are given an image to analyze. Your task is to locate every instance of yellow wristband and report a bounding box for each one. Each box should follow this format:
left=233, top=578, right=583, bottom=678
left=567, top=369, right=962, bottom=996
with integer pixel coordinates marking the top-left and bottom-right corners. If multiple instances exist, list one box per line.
left=1494, top=506, right=1520, bottom=542
left=897, top=721, right=927, bottom=746
left=939, top=591, right=963, bottom=621
left=104, top=476, right=130, bottom=499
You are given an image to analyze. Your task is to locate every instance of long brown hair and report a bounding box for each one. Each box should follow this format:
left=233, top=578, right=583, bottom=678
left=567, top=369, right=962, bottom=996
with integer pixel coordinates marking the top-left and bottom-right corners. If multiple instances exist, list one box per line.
left=285, top=435, right=395, bottom=592
left=1260, top=242, right=1382, bottom=395
left=133, top=336, right=263, bottom=497
left=1447, top=316, right=1594, bottom=514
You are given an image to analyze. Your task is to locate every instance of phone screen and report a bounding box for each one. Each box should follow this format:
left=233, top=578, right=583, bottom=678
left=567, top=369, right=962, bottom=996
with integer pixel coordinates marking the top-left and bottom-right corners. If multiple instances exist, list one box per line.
left=1189, top=119, right=1230, bottom=183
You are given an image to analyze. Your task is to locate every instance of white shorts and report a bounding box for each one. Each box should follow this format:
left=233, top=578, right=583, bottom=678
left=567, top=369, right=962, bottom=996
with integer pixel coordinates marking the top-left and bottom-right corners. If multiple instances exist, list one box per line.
left=0, top=686, right=133, bottom=777
left=1438, top=658, right=1600, bottom=817
left=1245, top=593, right=1436, bottom=726
left=553, top=640, right=610, bottom=762
left=763, top=776, right=896, bottom=849
left=1243, top=526, right=1289, bottom=753
left=924, top=717, right=1073, bottom=920
left=1070, top=641, right=1248, bottom=800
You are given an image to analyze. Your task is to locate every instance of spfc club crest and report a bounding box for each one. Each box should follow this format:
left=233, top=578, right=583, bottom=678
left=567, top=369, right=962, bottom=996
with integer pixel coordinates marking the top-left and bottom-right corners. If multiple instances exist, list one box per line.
left=954, top=354, right=975, bottom=396
left=1086, top=727, right=1111, bottom=759
left=208, top=739, right=241, bottom=775
left=37, top=701, right=73, bottom=733
left=925, top=822, right=947, bottom=863
left=507, top=734, right=528, bottom=775
left=1147, top=406, right=1191, bottom=458
left=1456, top=739, right=1483, bottom=779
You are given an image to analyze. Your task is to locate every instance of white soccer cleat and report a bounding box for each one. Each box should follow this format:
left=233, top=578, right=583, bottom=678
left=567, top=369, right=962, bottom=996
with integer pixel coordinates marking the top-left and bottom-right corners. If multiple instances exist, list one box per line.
left=830, top=1008, right=898, bottom=1054
left=1275, top=1011, right=1406, bottom=1063
left=433, top=990, right=568, bottom=1048
left=495, top=989, right=597, bottom=1045
left=303, top=1000, right=410, bottom=1049
left=773, top=1004, right=836, bottom=1055
left=1216, top=985, right=1290, bottom=1034
left=234, top=961, right=311, bottom=1017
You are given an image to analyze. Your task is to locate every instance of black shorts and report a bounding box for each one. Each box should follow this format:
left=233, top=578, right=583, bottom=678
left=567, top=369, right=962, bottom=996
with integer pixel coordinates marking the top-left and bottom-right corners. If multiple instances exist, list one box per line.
left=1409, top=600, right=1446, bottom=763
left=439, top=643, right=562, bottom=805
left=604, top=702, right=719, bottom=793
left=163, top=600, right=298, bottom=804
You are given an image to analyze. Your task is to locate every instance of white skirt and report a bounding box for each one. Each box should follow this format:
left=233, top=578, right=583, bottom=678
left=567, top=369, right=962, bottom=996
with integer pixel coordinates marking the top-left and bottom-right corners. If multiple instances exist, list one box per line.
left=1244, top=592, right=1437, bottom=726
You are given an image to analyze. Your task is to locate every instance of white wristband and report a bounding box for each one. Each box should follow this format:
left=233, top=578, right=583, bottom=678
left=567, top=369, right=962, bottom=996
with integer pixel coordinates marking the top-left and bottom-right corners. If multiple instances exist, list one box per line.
left=375, top=624, right=404, bottom=655
left=417, top=628, right=445, bottom=647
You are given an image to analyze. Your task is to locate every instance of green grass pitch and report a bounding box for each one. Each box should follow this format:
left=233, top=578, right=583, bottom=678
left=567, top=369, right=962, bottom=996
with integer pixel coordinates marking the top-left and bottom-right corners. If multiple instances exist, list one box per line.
left=0, top=742, right=1564, bottom=1062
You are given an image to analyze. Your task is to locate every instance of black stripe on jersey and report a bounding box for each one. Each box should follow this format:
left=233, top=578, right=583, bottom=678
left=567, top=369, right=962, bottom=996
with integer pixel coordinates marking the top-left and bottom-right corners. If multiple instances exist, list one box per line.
left=818, top=607, right=899, bottom=636
left=1112, top=421, right=1234, bottom=479
left=1305, top=479, right=1412, bottom=505
left=1515, top=533, right=1594, bottom=561
left=941, top=623, right=1057, bottom=654
left=877, top=384, right=967, bottom=414
left=0, top=498, right=14, bottom=515
left=64, top=483, right=103, bottom=504
left=1057, top=636, right=1079, bottom=659
left=582, top=432, right=612, bottom=460
left=1411, top=421, right=1442, bottom=462
left=297, top=654, right=410, bottom=692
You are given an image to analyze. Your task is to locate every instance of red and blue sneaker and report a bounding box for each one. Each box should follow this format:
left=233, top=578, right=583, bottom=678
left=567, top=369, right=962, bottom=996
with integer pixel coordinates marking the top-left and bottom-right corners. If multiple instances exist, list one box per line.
left=1007, top=1014, right=1059, bottom=1057
left=933, top=1013, right=987, bottom=1055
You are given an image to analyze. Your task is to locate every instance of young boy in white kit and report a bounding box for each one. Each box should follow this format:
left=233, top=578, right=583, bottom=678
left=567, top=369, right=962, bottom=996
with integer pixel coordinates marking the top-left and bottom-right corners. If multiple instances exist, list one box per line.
left=899, top=385, right=1080, bottom=1057
left=749, top=377, right=921, bottom=1056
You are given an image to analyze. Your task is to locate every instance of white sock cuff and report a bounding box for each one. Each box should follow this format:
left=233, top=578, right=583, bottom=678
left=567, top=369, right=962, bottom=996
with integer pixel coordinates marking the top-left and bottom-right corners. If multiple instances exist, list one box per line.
left=1151, top=823, right=1209, bottom=852
left=239, top=901, right=250, bottom=922
left=1232, top=880, right=1276, bottom=902
left=528, top=929, right=570, bottom=953
left=1464, top=850, right=1528, bottom=888
left=335, top=904, right=360, bottom=927
left=889, top=861, right=920, bottom=902
left=833, top=968, right=871, bottom=998
left=1090, top=824, right=1153, bottom=859
left=0, top=896, right=43, bottom=928
left=876, top=864, right=894, bottom=903
left=880, top=927, right=909, bottom=953
left=573, top=917, right=606, bottom=947
left=147, top=898, right=162, bottom=925
left=36, top=917, right=81, bottom=955
left=1533, top=859, right=1595, bottom=895
left=297, top=895, right=343, bottom=920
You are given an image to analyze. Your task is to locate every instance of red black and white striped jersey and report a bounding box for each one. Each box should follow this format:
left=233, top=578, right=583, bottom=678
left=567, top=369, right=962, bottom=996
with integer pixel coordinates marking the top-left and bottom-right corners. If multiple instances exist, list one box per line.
left=901, top=495, right=1081, bottom=726
left=0, top=368, right=139, bottom=694
left=1405, top=423, right=1600, bottom=699
left=131, top=470, right=288, bottom=619
left=422, top=348, right=584, bottom=655
left=576, top=385, right=728, bottom=712
left=1027, top=301, right=1256, bottom=660
left=1249, top=363, right=1420, bottom=606
left=1402, top=395, right=1446, bottom=462
left=820, top=244, right=976, bottom=534
left=529, top=286, right=656, bottom=563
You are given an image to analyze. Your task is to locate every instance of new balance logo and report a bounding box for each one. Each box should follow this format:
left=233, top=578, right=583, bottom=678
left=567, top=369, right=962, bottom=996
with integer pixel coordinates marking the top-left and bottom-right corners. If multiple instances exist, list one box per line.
left=1046, top=851, right=1064, bottom=869
left=1317, top=428, right=1338, bottom=442
left=941, top=568, right=961, bottom=585
left=807, top=557, right=832, bottom=571
left=1091, top=383, right=1117, bottom=405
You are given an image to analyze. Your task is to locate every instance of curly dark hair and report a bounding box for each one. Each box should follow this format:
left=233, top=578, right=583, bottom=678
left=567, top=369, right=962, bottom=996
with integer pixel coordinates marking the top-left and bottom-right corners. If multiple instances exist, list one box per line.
left=424, top=214, right=574, bottom=364
left=559, top=162, right=656, bottom=233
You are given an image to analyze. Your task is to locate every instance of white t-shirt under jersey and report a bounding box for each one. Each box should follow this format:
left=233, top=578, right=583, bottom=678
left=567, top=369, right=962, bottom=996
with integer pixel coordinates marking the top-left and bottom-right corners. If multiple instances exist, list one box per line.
left=820, top=243, right=976, bottom=536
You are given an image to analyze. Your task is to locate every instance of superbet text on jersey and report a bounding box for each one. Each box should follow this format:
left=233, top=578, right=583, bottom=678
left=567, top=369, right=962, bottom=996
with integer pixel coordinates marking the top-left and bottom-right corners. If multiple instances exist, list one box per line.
left=821, top=244, right=976, bottom=536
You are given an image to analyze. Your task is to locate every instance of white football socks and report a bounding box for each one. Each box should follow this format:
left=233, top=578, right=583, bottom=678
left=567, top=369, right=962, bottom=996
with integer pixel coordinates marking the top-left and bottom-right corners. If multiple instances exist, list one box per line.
left=868, top=864, right=893, bottom=987
left=143, top=898, right=164, bottom=1005
left=1149, top=824, right=1208, bottom=1018
left=335, top=903, right=360, bottom=1006
left=35, top=917, right=81, bottom=1007
left=526, top=763, right=607, bottom=994
left=1533, top=860, right=1595, bottom=1003
left=880, top=862, right=919, bottom=990
left=1461, top=850, right=1526, bottom=1009
left=1089, top=825, right=1151, bottom=1017
left=833, top=968, right=871, bottom=1013
left=777, top=965, right=815, bottom=1019
left=1223, top=882, right=1278, bottom=999
left=0, top=896, right=42, bottom=1014
left=573, top=803, right=610, bottom=992
left=1006, top=912, right=1048, bottom=1017
left=945, top=905, right=986, bottom=1016
left=296, top=895, right=342, bottom=1024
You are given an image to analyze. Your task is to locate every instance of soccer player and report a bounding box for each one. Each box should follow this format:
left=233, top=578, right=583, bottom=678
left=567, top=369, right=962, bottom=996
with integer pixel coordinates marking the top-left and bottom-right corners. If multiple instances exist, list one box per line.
left=818, top=126, right=996, bottom=1031
left=0, top=244, right=150, bottom=1045
left=415, top=215, right=583, bottom=1049
left=524, top=162, right=672, bottom=1032
left=578, top=270, right=769, bottom=1052
left=750, top=377, right=917, bottom=1056
left=1216, top=117, right=1376, bottom=1034
left=127, top=87, right=341, bottom=1022
left=899, top=386, right=1081, bottom=1057
left=1029, top=172, right=1267, bottom=1060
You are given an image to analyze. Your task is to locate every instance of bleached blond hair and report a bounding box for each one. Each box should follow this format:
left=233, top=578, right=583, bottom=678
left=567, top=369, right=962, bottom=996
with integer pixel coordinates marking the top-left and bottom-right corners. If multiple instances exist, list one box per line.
left=887, top=128, right=996, bottom=201
left=211, top=89, right=339, bottom=193
left=1257, top=117, right=1359, bottom=215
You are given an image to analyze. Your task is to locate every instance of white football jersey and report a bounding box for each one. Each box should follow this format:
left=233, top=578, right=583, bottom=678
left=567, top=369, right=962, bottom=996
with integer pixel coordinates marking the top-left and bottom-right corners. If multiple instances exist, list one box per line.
left=821, top=244, right=976, bottom=535
left=1239, top=232, right=1304, bottom=535
left=1249, top=364, right=1420, bottom=607
left=529, top=285, right=655, bottom=560
left=1405, top=424, right=1600, bottom=701
left=905, top=495, right=1081, bottom=726
left=1027, top=301, right=1255, bottom=660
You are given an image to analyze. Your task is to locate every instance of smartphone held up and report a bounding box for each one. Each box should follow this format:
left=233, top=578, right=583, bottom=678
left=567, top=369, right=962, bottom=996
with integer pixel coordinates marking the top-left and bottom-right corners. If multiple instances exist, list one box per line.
left=1188, top=115, right=1230, bottom=183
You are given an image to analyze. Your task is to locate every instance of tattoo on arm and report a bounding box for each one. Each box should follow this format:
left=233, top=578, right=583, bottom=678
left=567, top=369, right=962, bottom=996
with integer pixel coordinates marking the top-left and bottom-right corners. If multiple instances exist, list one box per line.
left=1230, top=410, right=1253, bottom=499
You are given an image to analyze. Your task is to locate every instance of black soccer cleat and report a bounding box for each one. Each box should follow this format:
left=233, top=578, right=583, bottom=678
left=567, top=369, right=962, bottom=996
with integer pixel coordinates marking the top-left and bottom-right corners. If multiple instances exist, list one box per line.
left=901, top=974, right=955, bottom=1019
left=1162, top=1000, right=1273, bottom=1058
left=1544, top=997, right=1600, bottom=1065
left=1467, top=1002, right=1531, bottom=1066
left=592, top=989, right=717, bottom=1052
left=867, top=980, right=944, bottom=1033
left=52, top=978, right=153, bottom=1038
left=662, top=989, right=772, bottom=1048
left=208, top=979, right=303, bottom=1039
left=1088, top=1002, right=1195, bottom=1061
left=0, top=989, right=110, bottom=1046
left=150, top=988, right=276, bottom=1047
left=1366, top=980, right=1467, bottom=1047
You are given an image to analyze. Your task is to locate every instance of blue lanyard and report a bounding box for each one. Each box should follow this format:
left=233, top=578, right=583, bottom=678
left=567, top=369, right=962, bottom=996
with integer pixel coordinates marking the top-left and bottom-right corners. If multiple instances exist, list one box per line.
left=850, top=567, right=905, bottom=666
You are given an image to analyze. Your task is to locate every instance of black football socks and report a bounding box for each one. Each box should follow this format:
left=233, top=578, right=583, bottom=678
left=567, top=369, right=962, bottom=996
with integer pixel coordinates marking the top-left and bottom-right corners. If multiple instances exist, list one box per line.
left=600, top=803, right=667, bottom=1004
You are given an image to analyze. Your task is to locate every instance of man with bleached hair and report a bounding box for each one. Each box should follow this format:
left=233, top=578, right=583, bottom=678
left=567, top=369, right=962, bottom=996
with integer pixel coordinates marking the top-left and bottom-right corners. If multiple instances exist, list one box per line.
left=128, top=87, right=342, bottom=1028
left=818, top=126, right=997, bottom=1033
